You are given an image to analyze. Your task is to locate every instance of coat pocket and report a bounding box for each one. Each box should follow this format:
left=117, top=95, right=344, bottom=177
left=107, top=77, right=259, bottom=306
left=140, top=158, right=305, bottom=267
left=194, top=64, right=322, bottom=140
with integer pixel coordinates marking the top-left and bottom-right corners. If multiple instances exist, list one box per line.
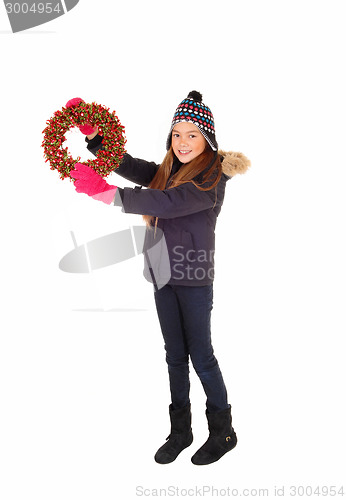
left=181, top=230, right=194, bottom=249
left=179, top=230, right=197, bottom=263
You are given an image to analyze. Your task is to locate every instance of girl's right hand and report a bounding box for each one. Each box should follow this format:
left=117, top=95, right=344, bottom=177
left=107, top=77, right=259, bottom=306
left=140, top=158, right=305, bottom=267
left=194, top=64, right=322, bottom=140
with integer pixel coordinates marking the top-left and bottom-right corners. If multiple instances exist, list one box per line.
left=65, top=97, right=98, bottom=138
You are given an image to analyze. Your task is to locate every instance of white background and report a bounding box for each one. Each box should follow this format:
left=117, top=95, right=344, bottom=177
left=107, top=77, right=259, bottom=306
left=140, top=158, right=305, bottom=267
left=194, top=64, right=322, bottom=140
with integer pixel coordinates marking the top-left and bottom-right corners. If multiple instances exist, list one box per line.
left=1, top=1, right=345, bottom=498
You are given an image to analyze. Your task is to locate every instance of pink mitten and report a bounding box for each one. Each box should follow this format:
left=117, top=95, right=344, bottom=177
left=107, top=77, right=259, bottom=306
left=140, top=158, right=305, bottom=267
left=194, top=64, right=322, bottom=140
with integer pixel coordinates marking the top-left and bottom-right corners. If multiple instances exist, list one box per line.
left=66, top=97, right=84, bottom=108
left=78, top=123, right=97, bottom=135
left=65, top=97, right=98, bottom=136
left=70, top=163, right=117, bottom=204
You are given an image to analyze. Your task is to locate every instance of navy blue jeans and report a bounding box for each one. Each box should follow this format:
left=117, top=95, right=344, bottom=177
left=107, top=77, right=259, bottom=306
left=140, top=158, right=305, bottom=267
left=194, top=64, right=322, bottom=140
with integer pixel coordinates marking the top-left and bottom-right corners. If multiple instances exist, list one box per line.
left=154, top=284, right=229, bottom=413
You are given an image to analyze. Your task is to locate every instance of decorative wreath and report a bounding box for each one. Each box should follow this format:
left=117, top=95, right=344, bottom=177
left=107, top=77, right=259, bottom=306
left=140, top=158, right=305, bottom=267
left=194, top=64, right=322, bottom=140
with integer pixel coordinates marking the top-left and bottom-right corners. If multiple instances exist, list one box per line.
left=42, top=100, right=126, bottom=180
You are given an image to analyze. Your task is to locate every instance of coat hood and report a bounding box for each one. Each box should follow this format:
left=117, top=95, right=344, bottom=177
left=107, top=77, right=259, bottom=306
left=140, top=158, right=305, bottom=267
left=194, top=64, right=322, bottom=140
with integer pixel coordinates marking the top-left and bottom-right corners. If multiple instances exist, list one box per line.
left=219, top=150, right=251, bottom=177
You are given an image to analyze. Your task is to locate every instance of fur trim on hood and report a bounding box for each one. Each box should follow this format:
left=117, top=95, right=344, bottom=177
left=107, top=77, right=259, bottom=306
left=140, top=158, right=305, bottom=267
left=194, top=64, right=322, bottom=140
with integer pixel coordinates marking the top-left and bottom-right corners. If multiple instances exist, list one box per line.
left=219, top=150, right=251, bottom=177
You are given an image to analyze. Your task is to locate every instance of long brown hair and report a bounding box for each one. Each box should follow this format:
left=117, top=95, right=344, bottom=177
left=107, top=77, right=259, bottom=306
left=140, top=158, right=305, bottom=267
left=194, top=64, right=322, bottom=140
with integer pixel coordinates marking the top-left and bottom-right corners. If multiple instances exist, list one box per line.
left=143, top=145, right=222, bottom=226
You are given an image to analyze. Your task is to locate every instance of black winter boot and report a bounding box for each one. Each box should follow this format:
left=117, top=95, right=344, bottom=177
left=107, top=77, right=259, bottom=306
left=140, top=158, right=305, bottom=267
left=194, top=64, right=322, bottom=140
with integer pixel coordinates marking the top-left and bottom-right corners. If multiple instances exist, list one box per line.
left=191, top=407, right=237, bottom=465
left=154, top=404, right=193, bottom=464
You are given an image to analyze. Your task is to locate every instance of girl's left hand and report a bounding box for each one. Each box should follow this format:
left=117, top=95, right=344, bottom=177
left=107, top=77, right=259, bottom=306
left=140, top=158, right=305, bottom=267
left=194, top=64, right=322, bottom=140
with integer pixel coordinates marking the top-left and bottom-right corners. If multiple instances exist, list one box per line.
left=65, top=97, right=98, bottom=136
left=70, top=163, right=118, bottom=205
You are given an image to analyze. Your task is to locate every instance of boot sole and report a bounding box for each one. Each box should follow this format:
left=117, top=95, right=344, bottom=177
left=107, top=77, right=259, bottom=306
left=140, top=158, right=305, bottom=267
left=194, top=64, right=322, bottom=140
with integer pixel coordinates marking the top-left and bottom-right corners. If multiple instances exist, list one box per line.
left=155, top=433, right=193, bottom=464
left=191, top=434, right=237, bottom=466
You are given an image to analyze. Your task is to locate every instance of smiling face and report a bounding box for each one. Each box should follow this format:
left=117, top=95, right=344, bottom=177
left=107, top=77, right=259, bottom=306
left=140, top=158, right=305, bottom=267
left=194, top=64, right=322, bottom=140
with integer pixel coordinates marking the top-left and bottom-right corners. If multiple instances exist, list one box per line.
left=171, top=122, right=207, bottom=163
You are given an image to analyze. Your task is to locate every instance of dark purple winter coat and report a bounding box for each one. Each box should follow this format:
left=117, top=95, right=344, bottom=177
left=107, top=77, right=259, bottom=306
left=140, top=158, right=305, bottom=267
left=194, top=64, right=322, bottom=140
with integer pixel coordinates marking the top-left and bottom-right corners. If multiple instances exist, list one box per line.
left=86, top=135, right=250, bottom=288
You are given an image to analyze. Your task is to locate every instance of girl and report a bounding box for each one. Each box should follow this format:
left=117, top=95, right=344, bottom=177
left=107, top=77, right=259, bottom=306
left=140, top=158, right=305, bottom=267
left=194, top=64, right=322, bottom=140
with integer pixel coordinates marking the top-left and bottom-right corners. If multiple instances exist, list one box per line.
left=68, top=91, right=250, bottom=465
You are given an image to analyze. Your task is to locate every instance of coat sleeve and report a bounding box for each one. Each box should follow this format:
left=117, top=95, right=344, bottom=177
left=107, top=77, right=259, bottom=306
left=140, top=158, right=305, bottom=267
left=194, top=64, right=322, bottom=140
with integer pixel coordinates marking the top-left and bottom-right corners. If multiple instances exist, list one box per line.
left=85, top=134, right=160, bottom=187
left=114, top=181, right=218, bottom=219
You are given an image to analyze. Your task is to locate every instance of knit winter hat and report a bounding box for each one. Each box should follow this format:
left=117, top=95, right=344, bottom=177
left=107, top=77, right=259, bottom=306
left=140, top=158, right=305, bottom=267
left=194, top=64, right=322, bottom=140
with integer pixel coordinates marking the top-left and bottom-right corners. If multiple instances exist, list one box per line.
left=166, top=90, right=218, bottom=151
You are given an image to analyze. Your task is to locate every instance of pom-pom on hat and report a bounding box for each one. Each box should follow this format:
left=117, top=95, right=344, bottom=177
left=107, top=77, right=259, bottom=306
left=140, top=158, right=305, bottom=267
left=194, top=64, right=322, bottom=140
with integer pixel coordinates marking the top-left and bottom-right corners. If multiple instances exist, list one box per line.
left=166, top=91, right=218, bottom=151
